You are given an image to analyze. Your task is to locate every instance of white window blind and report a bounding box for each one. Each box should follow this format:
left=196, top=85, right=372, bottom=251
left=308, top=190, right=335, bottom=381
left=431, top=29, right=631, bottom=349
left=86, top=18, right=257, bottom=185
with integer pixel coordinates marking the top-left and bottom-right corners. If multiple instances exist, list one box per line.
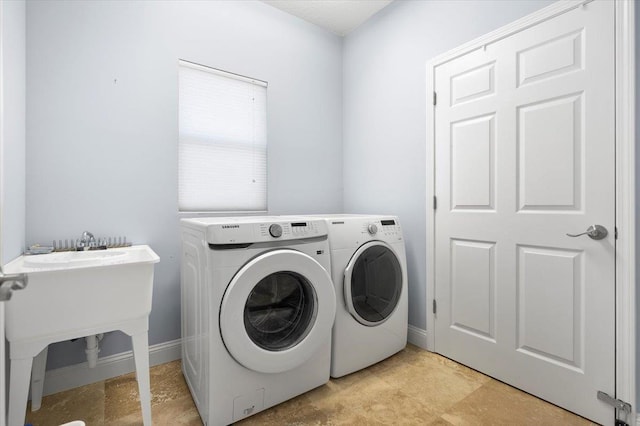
left=178, top=60, right=267, bottom=212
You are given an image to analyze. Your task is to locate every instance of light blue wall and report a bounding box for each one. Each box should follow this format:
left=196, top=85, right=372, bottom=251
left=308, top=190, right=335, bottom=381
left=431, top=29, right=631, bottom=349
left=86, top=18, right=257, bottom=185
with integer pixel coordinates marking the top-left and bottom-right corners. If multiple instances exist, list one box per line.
left=1, top=0, right=26, bottom=266
left=26, top=0, right=343, bottom=369
left=342, top=0, right=555, bottom=330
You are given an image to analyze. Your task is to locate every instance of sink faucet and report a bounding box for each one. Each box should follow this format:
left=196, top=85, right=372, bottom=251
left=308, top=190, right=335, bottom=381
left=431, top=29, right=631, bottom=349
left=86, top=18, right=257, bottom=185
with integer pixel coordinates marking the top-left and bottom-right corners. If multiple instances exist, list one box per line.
left=78, top=231, right=96, bottom=249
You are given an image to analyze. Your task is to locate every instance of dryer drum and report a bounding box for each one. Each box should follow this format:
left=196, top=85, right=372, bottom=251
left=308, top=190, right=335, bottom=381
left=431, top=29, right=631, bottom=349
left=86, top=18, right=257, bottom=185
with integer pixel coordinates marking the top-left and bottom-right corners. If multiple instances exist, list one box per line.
left=244, top=271, right=317, bottom=351
left=350, top=245, right=402, bottom=324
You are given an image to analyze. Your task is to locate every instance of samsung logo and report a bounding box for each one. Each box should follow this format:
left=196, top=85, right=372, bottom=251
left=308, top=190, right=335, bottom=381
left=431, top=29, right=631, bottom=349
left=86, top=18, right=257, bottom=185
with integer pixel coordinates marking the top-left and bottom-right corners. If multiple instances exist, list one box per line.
left=221, top=225, right=240, bottom=229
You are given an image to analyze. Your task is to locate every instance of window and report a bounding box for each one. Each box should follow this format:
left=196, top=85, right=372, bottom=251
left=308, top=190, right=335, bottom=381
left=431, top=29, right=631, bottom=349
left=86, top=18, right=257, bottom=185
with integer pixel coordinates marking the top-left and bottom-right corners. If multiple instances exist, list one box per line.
left=178, top=60, right=267, bottom=212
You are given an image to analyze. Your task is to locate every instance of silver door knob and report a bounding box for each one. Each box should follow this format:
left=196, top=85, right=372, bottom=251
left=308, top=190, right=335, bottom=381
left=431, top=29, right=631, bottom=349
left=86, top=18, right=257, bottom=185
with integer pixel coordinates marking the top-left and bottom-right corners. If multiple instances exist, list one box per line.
left=0, top=272, right=28, bottom=301
left=566, top=225, right=608, bottom=240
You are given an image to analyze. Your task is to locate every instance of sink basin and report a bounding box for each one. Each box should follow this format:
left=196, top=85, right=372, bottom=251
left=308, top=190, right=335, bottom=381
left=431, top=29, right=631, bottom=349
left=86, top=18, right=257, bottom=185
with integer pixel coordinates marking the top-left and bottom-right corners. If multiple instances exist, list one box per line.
left=3, top=245, right=159, bottom=343
left=23, top=250, right=128, bottom=268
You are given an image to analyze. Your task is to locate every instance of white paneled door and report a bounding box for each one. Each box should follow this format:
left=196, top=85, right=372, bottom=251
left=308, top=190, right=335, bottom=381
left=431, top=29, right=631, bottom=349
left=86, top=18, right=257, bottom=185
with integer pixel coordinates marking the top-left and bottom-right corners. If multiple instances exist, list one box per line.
left=433, top=1, right=615, bottom=424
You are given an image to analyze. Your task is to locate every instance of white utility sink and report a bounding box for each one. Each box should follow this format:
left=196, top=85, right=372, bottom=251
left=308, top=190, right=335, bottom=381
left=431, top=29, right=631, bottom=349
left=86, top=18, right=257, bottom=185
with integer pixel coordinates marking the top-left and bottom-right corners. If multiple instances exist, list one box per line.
left=3, top=245, right=159, bottom=426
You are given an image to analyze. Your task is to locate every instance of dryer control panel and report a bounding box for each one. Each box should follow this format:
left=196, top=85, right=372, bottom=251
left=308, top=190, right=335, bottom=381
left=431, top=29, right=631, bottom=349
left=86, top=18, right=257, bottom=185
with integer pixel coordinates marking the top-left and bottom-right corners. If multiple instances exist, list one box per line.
left=203, top=218, right=328, bottom=245
left=324, top=215, right=403, bottom=249
left=360, top=219, right=401, bottom=238
left=379, top=219, right=402, bottom=238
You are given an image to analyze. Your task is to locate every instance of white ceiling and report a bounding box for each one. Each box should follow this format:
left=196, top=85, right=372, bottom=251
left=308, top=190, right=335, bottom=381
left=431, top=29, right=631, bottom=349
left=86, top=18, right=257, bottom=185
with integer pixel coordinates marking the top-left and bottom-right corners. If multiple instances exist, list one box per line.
left=261, top=0, right=394, bottom=36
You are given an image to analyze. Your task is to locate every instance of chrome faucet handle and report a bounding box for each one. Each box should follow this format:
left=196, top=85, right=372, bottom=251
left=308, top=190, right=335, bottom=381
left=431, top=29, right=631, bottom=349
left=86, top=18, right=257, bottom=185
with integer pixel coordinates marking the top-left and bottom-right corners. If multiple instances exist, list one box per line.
left=78, top=231, right=96, bottom=249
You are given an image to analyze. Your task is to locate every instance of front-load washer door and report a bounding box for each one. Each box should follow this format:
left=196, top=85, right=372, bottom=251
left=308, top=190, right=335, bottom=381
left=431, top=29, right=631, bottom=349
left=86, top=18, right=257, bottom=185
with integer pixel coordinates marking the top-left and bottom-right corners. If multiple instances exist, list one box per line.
left=344, top=241, right=403, bottom=326
left=219, top=249, right=336, bottom=374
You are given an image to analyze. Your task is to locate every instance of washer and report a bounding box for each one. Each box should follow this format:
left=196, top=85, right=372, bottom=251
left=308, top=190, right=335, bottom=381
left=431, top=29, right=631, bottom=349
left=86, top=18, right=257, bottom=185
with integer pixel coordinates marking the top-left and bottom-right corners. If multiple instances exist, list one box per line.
left=306, top=214, right=408, bottom=378
left=180, top=216, right=336, bottom=425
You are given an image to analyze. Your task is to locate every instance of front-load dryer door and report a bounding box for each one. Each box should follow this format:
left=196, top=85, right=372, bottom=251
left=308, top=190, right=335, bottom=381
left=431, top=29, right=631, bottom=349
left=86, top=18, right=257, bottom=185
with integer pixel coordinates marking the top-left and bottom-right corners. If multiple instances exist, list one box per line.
left=344, top=241, right=403, bottom=326
left=220, top=249, right=336, bottom=374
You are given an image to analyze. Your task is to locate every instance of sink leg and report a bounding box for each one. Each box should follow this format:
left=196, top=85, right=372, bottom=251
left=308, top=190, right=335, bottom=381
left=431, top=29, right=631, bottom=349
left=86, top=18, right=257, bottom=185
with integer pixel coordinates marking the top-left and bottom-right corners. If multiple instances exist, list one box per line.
left=131, top=332, right=152, bottom=426
left=31, top=346, right=48, bottom=411
left=8, top=357, right=33, bottom=426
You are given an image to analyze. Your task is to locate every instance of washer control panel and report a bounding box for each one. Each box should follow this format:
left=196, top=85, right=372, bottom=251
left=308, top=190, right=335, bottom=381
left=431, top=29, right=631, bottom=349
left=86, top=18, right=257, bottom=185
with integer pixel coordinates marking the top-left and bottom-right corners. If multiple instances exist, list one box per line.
left=269, top=224, right=283, bottom=238
left=258, top=221, right=322, bottom=240
left=201, top=217, right=328, bottom=245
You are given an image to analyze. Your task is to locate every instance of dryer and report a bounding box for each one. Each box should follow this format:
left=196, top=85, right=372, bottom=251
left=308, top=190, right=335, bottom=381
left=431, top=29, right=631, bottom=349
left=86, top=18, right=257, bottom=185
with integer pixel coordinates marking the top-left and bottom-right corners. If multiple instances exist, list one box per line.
left=308, top=214, right=408, bottom=378
left=180, top=216, right=336, bottom=425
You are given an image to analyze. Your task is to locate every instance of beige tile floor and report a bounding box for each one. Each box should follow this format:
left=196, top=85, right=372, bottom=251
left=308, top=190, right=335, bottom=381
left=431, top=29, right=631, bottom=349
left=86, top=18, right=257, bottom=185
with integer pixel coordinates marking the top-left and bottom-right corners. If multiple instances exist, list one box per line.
left=24, top=344, right=595, bottom=426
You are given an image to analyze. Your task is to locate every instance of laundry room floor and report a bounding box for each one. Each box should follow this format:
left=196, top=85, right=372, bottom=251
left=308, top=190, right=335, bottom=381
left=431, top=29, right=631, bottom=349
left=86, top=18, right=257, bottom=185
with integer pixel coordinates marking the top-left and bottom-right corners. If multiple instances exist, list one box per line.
left=24, top=344, right=596, bottom=426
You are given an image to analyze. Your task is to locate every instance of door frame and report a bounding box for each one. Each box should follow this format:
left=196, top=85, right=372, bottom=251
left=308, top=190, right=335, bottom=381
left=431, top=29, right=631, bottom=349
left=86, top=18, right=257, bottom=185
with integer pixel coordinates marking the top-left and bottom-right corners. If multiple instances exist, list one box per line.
left=0, top=0, right=5, bottom=268
left=0, top=2, right=8, bottom=426
left=0, top=2, right=5, bottom=425
left=425, top=0, right=635, bottom=419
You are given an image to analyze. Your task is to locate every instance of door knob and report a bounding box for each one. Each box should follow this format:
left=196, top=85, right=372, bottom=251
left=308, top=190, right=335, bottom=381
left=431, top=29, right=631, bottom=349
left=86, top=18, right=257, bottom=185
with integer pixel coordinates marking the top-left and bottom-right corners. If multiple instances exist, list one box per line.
left=0, top=271, right=28, bottom=301
left=566, top=224, right=608, bottom=240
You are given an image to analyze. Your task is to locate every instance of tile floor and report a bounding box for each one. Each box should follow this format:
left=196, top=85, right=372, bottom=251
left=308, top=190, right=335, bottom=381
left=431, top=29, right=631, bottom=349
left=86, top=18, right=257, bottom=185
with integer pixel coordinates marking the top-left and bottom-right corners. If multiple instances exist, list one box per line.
left=24, top=345, right=595, bottom=426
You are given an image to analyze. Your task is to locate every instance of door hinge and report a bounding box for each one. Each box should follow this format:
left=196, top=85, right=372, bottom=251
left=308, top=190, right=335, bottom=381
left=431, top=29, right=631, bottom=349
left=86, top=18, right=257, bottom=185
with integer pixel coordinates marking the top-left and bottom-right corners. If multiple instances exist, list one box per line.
left=597, top=391, right=632, bottom=415
left=432, top=299, right=437, bottom=314
left=433, top=195, right=437, bottom=210
left=433, top=92, right=437, bottom=106
left=615, top=227, right=618, bottom=239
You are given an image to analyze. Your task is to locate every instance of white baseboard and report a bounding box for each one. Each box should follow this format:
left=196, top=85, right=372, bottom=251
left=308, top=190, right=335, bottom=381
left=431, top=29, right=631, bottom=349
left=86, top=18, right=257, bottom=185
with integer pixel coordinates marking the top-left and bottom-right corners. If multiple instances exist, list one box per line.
left=42, top=339, right=182, bottom=397
left=407, top=325, right=428, bottom=350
